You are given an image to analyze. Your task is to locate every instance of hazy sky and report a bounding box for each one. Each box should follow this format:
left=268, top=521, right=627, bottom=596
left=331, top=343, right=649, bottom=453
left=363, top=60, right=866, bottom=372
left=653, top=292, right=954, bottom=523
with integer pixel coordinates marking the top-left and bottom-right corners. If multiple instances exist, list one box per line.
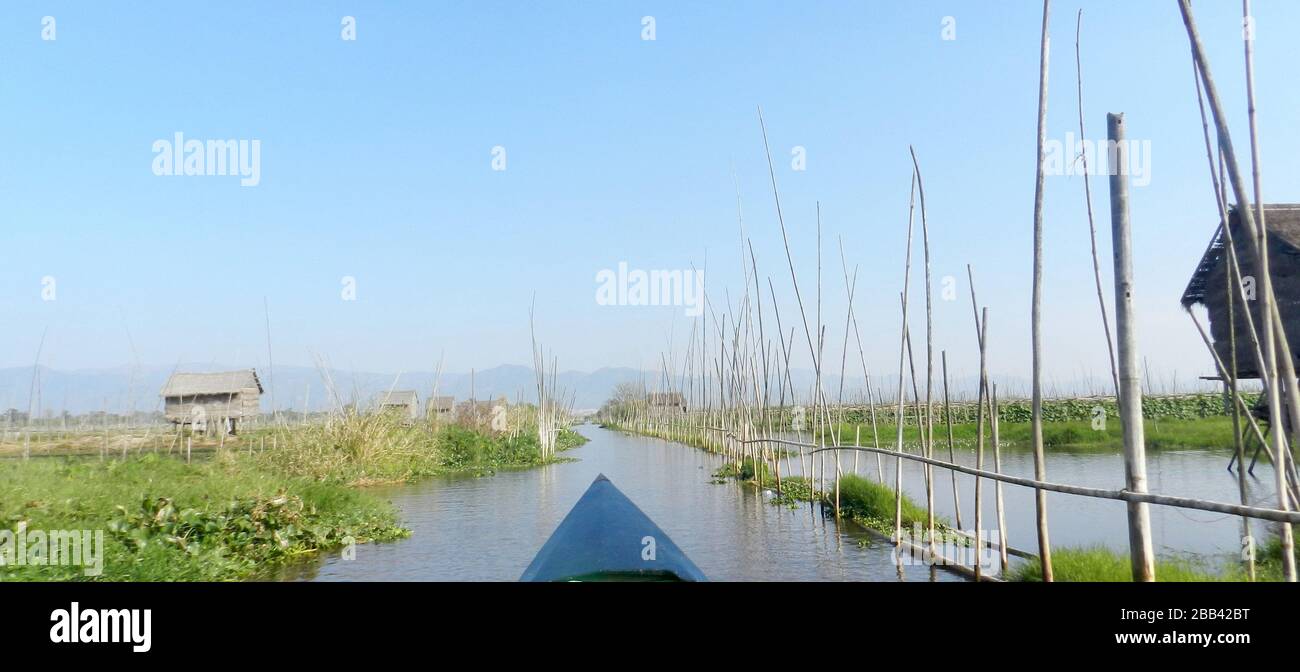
left=2, top=1, right=1297, bottom=392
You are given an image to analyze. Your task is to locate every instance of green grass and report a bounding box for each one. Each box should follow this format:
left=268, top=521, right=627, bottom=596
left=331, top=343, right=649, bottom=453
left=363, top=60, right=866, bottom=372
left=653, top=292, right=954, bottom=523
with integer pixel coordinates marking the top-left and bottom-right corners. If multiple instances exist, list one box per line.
left=833, top=474, right=936, bottom=530
left=1250, top=535, right=1294, bottom=582
left=1009, top=546, right=1226, bottom=582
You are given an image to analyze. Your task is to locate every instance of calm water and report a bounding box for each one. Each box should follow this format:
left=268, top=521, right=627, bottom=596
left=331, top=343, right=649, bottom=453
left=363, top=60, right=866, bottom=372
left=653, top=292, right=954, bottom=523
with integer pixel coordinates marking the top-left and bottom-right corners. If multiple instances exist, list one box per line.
left=290, top=425, right=1279, bottom=581
left=796, top=433, right=1281, bottom=569
left=292, top=425, right=958, bottom=581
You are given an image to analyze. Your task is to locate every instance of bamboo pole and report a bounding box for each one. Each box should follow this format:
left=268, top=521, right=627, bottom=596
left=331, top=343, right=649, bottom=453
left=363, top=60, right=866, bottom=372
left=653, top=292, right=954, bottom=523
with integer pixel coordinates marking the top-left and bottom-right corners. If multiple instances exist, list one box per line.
left=1226, top=244, right=1256, bottom=580
left=910, top=146, right=937, bottom=563
left=1074, top=9, right=1120, bottom=397
left=1107, top=113, right=1156, bottom=582
left=892, top=174, right=917, bottom=549
left=974, top=309, right=989, bottom=581
left=1178, top=0, right=1295, bottom=581
left=1029, top=0, right=1055, bottom=581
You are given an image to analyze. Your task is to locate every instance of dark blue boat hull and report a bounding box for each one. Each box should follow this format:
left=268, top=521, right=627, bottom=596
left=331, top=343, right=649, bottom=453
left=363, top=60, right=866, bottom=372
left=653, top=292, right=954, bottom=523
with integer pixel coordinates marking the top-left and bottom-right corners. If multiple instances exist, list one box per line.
left=520, top=474, right=707, bottom=582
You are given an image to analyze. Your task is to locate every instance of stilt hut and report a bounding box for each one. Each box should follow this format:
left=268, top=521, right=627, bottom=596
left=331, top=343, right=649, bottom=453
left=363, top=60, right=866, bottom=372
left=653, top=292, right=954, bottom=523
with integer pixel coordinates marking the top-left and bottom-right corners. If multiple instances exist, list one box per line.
left=1181, top=204, right=1300, bottom=379
left=161, top=369, right=263, bottom=434
left=373, top=390, right=421, bottom=423
left=426, top=395, right=454, bottom=422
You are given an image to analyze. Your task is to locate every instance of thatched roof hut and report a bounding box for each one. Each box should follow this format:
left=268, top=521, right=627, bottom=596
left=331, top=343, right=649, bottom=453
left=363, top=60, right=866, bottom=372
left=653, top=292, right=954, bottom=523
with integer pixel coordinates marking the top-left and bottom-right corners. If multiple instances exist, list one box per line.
left=160, top=369, right=263, bottom=431
left=1181, top=204, right=1300, bottom=378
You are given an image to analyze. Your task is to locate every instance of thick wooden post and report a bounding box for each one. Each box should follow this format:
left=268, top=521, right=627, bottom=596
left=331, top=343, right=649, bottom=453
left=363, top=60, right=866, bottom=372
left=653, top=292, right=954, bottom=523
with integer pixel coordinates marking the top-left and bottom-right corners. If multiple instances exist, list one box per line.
left=1107, top=112, right=1156, bottom=582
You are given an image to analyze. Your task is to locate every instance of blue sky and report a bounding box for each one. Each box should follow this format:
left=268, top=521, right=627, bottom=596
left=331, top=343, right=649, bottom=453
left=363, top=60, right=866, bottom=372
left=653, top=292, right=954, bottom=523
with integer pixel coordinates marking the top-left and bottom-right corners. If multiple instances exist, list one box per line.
left=2, top=1, right=1298, bottom=392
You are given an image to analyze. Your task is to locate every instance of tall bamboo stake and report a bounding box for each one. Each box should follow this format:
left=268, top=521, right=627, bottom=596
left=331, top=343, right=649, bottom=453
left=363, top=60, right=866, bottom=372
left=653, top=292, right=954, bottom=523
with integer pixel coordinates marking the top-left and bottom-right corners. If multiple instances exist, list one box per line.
left=1030, top=0, right=1055, bottom=581
left=1107, top=112, right=1156, bottom=582
left=974, top=309, right=989, bottom=581
left=1242, top=0, right=1300, bottom=556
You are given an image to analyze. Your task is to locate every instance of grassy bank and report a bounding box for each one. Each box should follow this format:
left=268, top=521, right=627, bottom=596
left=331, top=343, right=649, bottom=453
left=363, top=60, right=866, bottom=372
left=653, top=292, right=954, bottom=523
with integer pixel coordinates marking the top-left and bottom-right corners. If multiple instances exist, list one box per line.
left=1009, top=546, right=1227, bottom=582
left=0, top=418, right=586, bottom=581
left=1009, top=533, right=1296, bottom=582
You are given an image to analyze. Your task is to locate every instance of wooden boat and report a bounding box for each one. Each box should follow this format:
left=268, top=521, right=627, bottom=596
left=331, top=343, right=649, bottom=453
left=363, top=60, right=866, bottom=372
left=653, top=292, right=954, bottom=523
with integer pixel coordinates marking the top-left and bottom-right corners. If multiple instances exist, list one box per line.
left=520, top=474, right=707, bottom=582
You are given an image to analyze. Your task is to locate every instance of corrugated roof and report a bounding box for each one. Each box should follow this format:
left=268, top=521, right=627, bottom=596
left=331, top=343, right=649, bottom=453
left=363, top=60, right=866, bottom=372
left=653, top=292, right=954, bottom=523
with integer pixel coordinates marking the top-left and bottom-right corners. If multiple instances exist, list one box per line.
left=160, top=370, right=263, bottom=397
left=427, top=395, right=454, bottom=411
left=1181, top=204, right=1300, bottom=307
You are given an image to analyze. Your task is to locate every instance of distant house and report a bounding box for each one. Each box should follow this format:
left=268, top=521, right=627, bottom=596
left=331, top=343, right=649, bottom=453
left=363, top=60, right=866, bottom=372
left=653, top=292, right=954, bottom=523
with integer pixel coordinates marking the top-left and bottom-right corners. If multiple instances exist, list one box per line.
left=456, top=396, right=508, bottom=430
left=374, top=390, right=421, bottom=422
left=648, top=392, right=686, bottom=413
left=161, top=370, right=263, bottom=434
left=1181, top=204, right=1300, bottom=379
left=426, top=395, right=454, bottom=421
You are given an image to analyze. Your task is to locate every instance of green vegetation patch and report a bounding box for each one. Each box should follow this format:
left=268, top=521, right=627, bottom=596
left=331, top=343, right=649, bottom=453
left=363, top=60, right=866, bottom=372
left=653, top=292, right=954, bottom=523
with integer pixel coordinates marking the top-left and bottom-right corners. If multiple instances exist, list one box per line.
left=0, top=454, right=406, bottom=581
left=1009, top=546, right=1225, bottom=582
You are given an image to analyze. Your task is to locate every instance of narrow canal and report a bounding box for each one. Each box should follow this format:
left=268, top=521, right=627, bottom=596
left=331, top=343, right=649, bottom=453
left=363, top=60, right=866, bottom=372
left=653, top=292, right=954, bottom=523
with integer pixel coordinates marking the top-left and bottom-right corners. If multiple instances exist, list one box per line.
left=292, top=424, right=958, bottom=581
left=291, top=425, right=1277, bottom=581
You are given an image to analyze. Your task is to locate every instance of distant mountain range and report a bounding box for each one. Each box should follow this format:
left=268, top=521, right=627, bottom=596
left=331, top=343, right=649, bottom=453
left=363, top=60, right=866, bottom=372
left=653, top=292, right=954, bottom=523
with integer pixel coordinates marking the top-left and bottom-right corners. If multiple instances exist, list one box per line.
left=2, top=362, right=1209, bottom=417
left=0, top=362, right=1031, bottom=417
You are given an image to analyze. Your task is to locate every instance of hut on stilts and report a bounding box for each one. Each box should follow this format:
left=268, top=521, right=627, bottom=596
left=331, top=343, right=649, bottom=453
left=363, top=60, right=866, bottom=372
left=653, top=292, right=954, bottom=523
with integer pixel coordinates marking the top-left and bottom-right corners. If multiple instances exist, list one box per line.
left=1181, top=203, right=1300, bottom=457
left=161, top=369, right=264, bottom=435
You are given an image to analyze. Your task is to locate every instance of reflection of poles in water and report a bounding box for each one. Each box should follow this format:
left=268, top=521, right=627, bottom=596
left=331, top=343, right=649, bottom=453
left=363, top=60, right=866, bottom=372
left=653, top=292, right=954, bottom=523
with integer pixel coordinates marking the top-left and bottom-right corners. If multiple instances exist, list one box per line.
left=991, top=383, right=1009, bottom=576
left=941, top=352, right=963, bottom=532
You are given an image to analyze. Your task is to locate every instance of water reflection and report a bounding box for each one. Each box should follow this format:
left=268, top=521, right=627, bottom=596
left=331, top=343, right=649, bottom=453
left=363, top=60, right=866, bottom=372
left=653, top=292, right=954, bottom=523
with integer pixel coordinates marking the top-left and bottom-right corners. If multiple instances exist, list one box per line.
left=292, top=425, right=961, bottom=582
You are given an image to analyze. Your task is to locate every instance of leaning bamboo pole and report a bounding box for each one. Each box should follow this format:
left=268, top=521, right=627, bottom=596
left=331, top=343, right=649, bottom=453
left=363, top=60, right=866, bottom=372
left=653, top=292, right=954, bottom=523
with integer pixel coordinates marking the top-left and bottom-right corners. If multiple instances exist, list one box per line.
left=1178, top=0, right=1295, bottom=580
left=1107, top=112, right=1156, bottom=582
left=893, top=174, right=917, bottom=548
left=1187, top=310, right=1299, bottom=508
left=1074, top=9, right=1120, bottom=397
left=1029, top=0, right=1055, bottom=582
left=910, top=146, right=938, bottom=562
